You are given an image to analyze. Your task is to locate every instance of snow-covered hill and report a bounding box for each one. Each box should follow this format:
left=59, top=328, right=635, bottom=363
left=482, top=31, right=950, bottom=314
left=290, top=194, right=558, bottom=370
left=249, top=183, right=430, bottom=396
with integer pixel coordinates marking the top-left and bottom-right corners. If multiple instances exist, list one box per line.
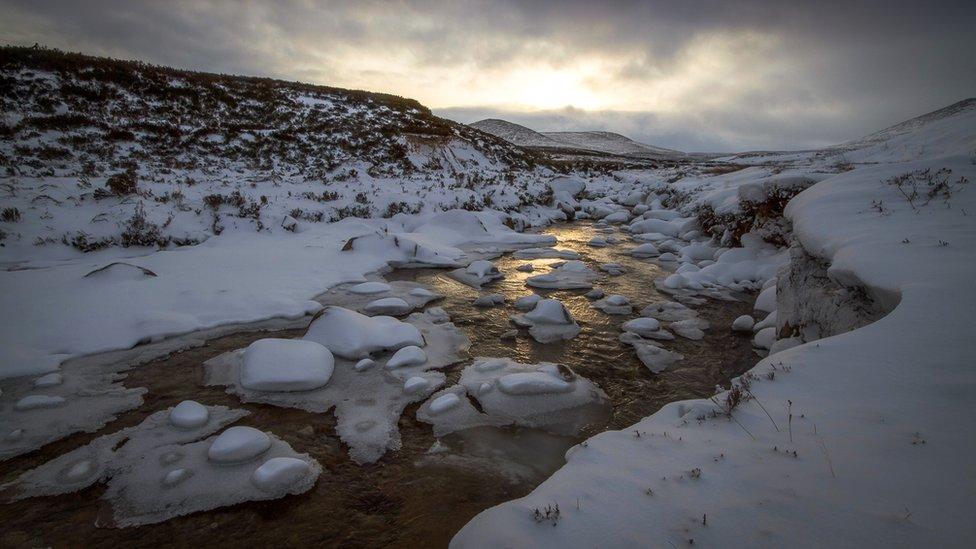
left=470, top=118, right=684, bottom=160
left=723, top=98, right=976, bottom=165
left=469, top=118, right=566, bottom=148
left=0, top=47, right=555, bottom=264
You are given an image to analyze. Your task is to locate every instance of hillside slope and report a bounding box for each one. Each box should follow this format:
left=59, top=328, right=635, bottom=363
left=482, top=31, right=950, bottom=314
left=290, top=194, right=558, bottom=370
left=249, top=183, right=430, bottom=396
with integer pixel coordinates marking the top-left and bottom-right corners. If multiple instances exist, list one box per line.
left=0, top=47, right=553, bottom=264
left=469, top=118, right=565, bottom=148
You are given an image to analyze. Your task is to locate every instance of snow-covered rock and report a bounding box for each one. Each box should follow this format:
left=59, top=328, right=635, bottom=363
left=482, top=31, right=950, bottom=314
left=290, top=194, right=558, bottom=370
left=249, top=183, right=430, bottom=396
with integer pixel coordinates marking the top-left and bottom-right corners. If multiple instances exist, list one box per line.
left=731, top=315, right=755, bottom=332
left=362, top=297, right=413, bottom=316
left=511, top=299, right=581, bottom=343
left=208, top=426, right=272, bottom=463
left=304, top=307, right=423, bottom=359
left=591, top=294, right=633, bottom=315
left=386, top=345, right=427, bottom=369
left=169, top=400, right=210, bottom=429
left=241, top=339, right=335, bottom=392
left=526, top=261, right=597, bottom=290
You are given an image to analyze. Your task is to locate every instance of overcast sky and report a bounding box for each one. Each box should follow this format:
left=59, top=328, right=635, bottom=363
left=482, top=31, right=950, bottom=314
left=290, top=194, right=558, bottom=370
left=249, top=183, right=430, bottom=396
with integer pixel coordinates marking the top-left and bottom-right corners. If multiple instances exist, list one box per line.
left=2, top=0, right=973, bottom=152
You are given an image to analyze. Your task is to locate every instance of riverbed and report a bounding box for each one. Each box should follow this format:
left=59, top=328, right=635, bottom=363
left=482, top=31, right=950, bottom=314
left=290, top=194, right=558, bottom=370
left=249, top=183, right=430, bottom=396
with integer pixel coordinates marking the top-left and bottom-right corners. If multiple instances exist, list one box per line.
left=0, top=221, right=758, bottom=548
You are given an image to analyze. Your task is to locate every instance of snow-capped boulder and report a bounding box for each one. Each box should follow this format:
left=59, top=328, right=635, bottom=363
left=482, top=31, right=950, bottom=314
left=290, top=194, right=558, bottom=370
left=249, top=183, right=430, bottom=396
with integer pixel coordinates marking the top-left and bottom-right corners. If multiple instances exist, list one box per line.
left=207, top=426, right=272, bottom=463
left=169, top=400, right=210, bottom=429
left=514, top=294, right=542, bottom=311
left=304, top=307, right=423, bottom=359
left=526, top=260, right=597, bottom=290
left=592, top=294, right=633, bottom=315
left=626, top=243, right=659, bottom=258
left=732, top=315, right=755, bottom=332
left=448, top=260, right=503, bottom=288
left=241, top=339, right=335, bottom=392
left=349, top=281, right=391, bottom=295
left=511, top=299, right=581, bottom=343
left=251, top=457, right=312, bottom=493
left=386, top=345, right=427, bottom=369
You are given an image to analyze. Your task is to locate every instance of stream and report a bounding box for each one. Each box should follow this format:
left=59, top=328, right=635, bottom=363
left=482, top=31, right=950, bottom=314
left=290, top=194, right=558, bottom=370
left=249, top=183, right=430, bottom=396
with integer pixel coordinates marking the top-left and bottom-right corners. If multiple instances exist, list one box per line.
left=0, top=221, right=758, bottom=548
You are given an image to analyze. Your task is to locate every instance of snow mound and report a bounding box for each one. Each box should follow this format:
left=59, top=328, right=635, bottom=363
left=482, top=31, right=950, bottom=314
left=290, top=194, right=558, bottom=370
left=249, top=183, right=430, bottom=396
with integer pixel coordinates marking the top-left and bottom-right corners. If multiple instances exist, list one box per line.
left=206, top=310, right=469, bottom=463
left=525, top=261, right=598, bottom=290
left=418, top=359, right=609, bottom=437
left=591, top=294, right=633, bottom=315
left=169, top=400, right=210, bottom=429
left=304, top=306, right=423, bottom=359
left=447, top=260, right=504, bottom=288
left=208, top=426, right=272, bottom=464
left=511, top=299, right=581, bottom=343
left=241, top=339, right=335, bottom=392
left=2, top=404, right=315, bottom=527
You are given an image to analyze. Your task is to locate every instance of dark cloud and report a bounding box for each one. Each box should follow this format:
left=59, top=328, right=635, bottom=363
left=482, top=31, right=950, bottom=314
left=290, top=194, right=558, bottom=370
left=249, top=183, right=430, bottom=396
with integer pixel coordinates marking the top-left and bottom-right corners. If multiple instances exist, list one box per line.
left=1, top=0, right=972, bottom=151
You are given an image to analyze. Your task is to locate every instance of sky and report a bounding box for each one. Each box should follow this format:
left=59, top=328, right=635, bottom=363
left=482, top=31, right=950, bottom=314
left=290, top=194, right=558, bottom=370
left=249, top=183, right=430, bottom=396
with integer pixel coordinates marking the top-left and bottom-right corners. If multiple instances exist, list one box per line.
left=1, top=0, right=973, bottom=152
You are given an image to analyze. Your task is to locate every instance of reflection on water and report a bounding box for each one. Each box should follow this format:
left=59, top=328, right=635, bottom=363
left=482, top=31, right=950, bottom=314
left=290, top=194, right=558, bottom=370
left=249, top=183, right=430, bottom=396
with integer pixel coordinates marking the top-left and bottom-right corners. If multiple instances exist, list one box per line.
left=0, top=222, right=757, bottom=548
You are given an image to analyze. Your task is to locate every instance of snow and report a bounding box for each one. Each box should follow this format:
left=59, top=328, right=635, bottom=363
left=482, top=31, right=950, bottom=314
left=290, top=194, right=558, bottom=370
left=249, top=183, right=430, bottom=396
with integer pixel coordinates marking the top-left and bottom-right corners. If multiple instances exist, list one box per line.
left=386, top=345, right=427, bottom=369
left=620, top=317, right=662, bottom=337
left=2, top=403, right=318, bottom=526
left=448, top=260, right=504, bottom=288
left=251, top=457, right=313, bottom=493
left=731, top=315, right=755, bottom=332
left=362, top=297, right=413, bottom=315
left=32, top=372, right=62, bottom=388
left=514, top=294, right=541, bottom=311
left=418, top=358, right=609, bottom=437
left=207, top=426, right=272, bottom=463
left=618, top=333, right=684, bottom=373
left=239, top=338, right=335, bottom=392
left=526, top=261, right=598, bottom=290
left=303, top=306, right=423, bottom=359
left=754, top=284, right=777, bottom=312
left=169, top=400, right=210, bottom=429
left=403, top=376, right=429, bottom=394
left=14, top=394, right=66, bottom=410
left=626, top=242, right=659, bottom=257
left=348, top=281, right=391, bottom=294
left=512, top=299, right=581, bottom=343
left=591, top=294, right=633, bottom=315
left=455, top=124, right=976, bottom=547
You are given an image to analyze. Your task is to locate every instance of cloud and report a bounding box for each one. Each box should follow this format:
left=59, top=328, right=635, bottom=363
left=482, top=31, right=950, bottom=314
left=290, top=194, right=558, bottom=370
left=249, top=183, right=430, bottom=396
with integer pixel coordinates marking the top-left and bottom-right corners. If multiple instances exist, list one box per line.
left=0, top=0, right=972, bottom=151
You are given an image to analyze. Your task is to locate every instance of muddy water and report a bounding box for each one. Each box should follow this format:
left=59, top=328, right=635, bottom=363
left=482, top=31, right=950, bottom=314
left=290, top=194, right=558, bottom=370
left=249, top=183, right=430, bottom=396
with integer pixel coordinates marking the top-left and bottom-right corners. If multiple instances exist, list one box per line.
left=0, top=222, right=757, bottom=549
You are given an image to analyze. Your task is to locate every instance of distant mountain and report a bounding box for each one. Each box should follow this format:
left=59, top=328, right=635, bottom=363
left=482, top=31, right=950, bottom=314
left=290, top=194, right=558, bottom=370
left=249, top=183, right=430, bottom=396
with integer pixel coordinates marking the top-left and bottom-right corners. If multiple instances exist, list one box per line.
left=470, top=119, right=684, bottom=160
left=540, top=131, right=682, bottom=158
left=468, top=119, right=565, bottom=148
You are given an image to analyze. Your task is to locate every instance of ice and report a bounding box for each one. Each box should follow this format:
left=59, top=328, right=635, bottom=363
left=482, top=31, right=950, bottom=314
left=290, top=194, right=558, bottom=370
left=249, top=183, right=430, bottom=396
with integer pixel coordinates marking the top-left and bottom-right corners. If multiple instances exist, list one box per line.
left=447, top=259, right=504, bottom=288
left=303, top=306, right=423, bottom=359
left=207, top=426, right=272, bottom=463
left=348, top=281, right=391, bottom=295
left=513, top=248, right=580, bottom=260
left=241, top=338, right=335, bottom=392
left=626, top=243, right=660, bottom=258
left=621, top=317, right=662, bottom=337
left=640, top=301, right=698, bottom=322
left=33, top=373, right=63, bottom=388
left=600, top=262, right=625, bottom=275
left=386, top=345, right=427, bottom=369
left=2, top=403, right=248, bottom=501
left=526, top=260, right=597, bottom=290
left=669, top=318, right=708, bottom=340
left=514, top=294, right=541, bottom=311
left=619, top=333, right=684, bottom=373
left=14, top=394, right=66, bottom=410
left=169, top=400, right=210, bottom=429
left=363, top=297, right=413, bottom=315
left=418, top=358, right=609, bottom=437
left=206, top=310, right=469, bottom=463
left=318, top=279, right=442, bottom=317
left=732, top=315, right=755, bottom=332
left=473, top=293, right=506, bottom=307
left=511, top=299, right=581, bottom=343
left=592, top=294, right=633, bottom=315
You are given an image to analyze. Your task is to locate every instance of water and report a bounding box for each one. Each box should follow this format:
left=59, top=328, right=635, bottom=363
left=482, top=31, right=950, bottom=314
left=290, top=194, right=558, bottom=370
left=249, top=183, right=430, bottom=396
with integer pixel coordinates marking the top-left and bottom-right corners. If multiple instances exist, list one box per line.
left=0, top=221, right=757, bottom=548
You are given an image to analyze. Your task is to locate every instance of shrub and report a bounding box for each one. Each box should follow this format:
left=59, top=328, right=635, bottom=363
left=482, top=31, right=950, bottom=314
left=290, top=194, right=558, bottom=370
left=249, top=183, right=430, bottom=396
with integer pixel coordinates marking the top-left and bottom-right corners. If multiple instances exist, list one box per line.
left=105, top=169, right=138, bottom=195
left=1, top=207, right=21, bottom=222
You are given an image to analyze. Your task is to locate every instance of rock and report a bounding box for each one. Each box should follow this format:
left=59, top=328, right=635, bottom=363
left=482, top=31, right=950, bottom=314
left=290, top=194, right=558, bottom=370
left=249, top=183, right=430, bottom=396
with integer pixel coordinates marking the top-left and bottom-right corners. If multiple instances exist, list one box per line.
left=516, top=263, right=535, bottom=272
left=584, top=288, right=605, bottom=300
left=473, top=293, right=506, bottom=307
